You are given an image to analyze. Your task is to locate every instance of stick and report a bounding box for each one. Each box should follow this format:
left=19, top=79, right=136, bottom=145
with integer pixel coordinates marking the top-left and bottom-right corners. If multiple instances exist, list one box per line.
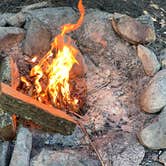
left=77, top=121, right=106, bottom=166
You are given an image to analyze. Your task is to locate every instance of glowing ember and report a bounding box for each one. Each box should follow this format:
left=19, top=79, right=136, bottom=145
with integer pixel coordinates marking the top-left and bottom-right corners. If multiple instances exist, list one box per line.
left=31, top=56, right=38, bottom=63
left=21, top=0, right=85, bottom=111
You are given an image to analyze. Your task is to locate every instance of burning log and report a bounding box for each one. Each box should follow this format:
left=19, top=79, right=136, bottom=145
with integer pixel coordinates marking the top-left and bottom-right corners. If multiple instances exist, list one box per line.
left=0, top=0, right=87, bottom=136
left=0, top=83, right=76, bottom=134
left=0, top=52, right=76, bottom=135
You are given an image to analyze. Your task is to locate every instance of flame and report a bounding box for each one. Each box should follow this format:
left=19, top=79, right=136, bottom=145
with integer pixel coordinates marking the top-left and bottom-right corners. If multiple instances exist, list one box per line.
left=21, top=0, right=85, bottom=111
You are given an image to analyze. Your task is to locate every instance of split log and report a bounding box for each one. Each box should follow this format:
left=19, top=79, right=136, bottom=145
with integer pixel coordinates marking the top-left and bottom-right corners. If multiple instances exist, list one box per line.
left=0, top=52, right=76, bottom=135
left=0, top=82, right=76, bottom=135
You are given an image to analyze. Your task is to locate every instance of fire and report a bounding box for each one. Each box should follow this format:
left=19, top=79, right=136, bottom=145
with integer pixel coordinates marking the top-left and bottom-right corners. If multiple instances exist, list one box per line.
left=21, top=0, right=85, bottom=111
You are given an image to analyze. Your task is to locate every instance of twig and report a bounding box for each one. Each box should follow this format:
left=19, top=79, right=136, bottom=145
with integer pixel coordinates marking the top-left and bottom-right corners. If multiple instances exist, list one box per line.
left=77, top=120, right=106, bottom=166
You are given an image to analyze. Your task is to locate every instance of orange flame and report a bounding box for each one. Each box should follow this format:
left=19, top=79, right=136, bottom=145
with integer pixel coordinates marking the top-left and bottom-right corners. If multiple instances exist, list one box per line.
left=22, top=0, right=85, bottom=111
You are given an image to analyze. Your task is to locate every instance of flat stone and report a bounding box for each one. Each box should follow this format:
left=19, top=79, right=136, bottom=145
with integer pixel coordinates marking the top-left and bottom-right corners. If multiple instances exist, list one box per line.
left=32, top=126, right=85, bottom=150
left=140, top=69, right=166, bottom=113
left=23, top=18, right=51, bottom=57
left=159, top=48, right=166, bottom=69
left=0, top=27, right=25, bottom=49
left=26, top=7, right=78, bottom=36
left=138, top=107, right=166, bottom=149
left=137, top=45, right=160, bottom=76
left=6, top=12, right=26, bottom=27
left=30, top=149, right=100, bottom=166
left=0, top=141, right=10, bottom=166
left=111, top=15, right=156, bottom=44
left=10, top=127, right=32, bottom=166
left=97, top=132, right=145, bottom=166
left=159, top=151, right=166, bottom=166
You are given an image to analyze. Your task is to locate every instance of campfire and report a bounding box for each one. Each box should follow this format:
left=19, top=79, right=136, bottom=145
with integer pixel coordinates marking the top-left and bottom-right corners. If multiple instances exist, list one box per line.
left=0, top=0, right=164, bottom=165
left=20, top=0, right=86, bottom=112
left=0, top=0, right=87, bottom=134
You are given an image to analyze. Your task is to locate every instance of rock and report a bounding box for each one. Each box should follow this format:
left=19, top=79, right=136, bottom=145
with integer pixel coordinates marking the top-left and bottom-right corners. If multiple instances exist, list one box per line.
left=151, top=162, right=165, bottom=166
left=159, top=49, right=166, bottom=69
left=10, top=127, right=32, bottom=166
left=97, top=132, right=145, bottom=166
left=32, top=126, right=86, bottom=150
left=30, top=149, right=100, bottom=166
left=136, top=14, right=155, bottom=31
left=0, top=27, right=25, bottom=49
left=159, top=151, right=166, bottom=166
left=70, top=51, right=87, bottom=79
left=0, top=141, right=10, bottom=166
left=138, top=107, right=166, bottom=149
left=6, top=12, right=26, bottom=27
left=137, top=45, right=160, bottom=76
left=0, top=52, right=11, bottom=84
left=111, top=15, right=156, bottom=44
left=112, top=143, right=145, bottom=166
left=0, top=110, right=15, bottom=141
left=26, top=7, right=77, bottom=36
left=0, top=13, right=13, bottom=26
left=23, top=18, right=51, bottom=57
left=140, top=69, right=166, bottom=113
left=22, top=1, right=51, bottom=12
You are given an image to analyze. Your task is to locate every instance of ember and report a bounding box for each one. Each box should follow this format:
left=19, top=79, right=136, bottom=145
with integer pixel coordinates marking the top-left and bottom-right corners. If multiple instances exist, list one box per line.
left=20, top=0, right=86, bottom=112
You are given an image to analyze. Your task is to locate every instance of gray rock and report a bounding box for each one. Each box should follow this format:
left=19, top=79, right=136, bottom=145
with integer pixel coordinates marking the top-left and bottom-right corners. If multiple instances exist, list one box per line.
left=10, top=127, right=32, bottom=166
left=140, top=69, right=166, bottom=113
left=22, top=1, right=51, bottom=12
left=159, top=151, right=166, bottom=166
left=0, top=52, right=11, bottom=84
left=26, top=7, right=77, bottom=36
left=159, top=49, right=166, bottom=69
left=0, top=27, right=25, bottom=49
left=30, top=149, right=100, bottom=166
left=138, top=107, right=166, bottom=149
left=111, top=14, right=156, bottom=44
left=150, top=162, right=165, bottom=166
left=33, top=126, right=85, bottom=148
left=0, top=141, right=10, bottom=166
left=0, top=13, right=13, bottom=26
left=23, top=18, right=51, bottom=57
left=137, top=45, right=160, bottom=76
left=112, top=143, right=145, bottom=166
left=137, top=14, right=155, bottom=31
left=0, top=110, right=15, bottom=141
left=6, top=12, right=26, bottom=27
left=98, top=132, right=145, bottom=166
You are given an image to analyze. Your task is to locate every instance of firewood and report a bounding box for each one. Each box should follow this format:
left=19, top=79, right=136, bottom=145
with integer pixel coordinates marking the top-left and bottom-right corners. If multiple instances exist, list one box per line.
left=0, top=54, right=76, bottom=135
left=0, top=83, right=76, bottom=134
